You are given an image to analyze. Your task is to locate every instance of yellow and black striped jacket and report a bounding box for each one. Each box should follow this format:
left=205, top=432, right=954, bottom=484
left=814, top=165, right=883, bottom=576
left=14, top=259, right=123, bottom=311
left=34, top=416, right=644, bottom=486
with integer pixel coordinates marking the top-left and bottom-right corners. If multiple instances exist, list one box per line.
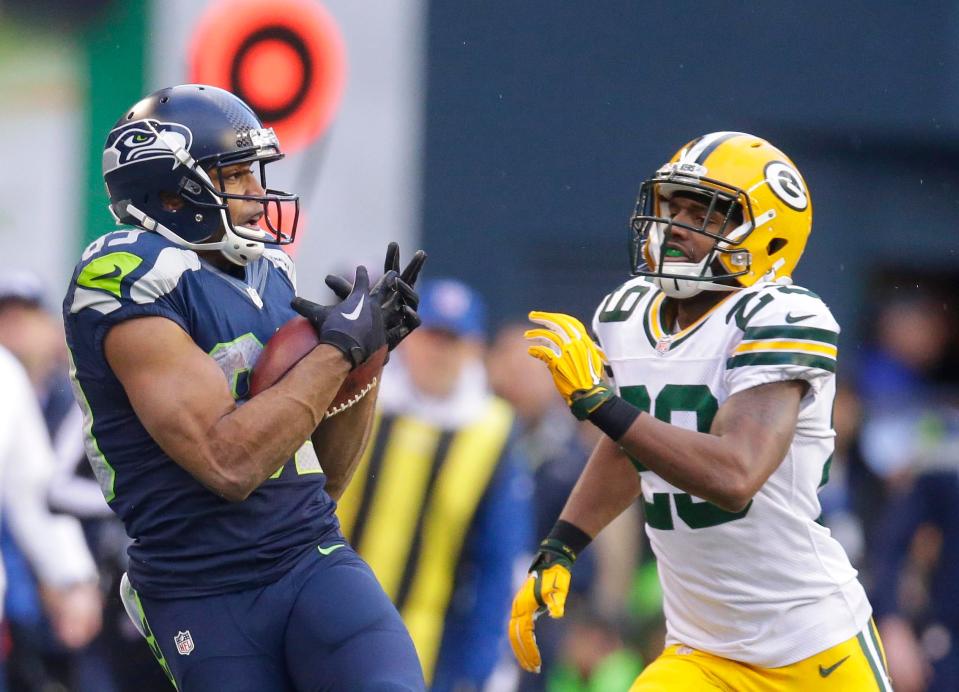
left=337, top=396, right=529, bottom=685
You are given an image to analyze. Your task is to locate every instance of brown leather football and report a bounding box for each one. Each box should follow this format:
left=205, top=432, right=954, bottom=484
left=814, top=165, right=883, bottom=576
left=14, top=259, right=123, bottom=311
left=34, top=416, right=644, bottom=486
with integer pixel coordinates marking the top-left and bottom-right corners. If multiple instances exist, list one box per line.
left=249, top=316, right=386, bottom=418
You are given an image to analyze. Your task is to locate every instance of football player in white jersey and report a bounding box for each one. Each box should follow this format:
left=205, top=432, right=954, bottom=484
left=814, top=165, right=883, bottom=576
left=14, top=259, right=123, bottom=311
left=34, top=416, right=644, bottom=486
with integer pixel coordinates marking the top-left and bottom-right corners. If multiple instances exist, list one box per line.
left=508, top=132, right=893, bottom=690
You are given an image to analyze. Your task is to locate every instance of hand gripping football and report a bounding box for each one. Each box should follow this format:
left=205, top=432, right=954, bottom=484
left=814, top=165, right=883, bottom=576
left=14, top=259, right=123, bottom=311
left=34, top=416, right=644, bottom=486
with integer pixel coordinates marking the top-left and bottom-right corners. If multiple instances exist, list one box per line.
left=249, top=316, right=386, bottom=419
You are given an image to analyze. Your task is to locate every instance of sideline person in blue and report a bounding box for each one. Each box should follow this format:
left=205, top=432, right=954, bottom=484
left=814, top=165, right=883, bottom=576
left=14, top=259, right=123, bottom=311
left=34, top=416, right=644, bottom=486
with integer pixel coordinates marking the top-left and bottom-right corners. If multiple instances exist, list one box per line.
left=872, top=461, right=959, bottom=692
left=63, top=84, right=426, bottom=691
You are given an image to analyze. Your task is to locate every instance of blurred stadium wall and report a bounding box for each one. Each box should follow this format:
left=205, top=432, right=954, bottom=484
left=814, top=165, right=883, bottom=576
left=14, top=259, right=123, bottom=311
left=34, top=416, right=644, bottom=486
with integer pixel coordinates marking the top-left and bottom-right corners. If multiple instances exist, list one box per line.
left=419, top=2, right=959, bottom=353
left=0, top=6, right=90, bottom=296
left=3, top=0, right=958, bottom=353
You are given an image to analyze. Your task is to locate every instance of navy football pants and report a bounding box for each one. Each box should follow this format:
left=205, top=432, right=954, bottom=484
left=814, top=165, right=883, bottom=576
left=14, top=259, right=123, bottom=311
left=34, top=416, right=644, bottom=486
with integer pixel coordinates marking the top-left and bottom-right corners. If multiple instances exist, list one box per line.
left=135, top=543, right=425, bottom=691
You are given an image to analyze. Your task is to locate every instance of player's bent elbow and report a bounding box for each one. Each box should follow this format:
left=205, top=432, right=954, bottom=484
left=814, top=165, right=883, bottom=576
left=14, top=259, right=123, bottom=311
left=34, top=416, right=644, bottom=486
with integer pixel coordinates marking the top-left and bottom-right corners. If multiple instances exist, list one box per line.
left=195, top=438, right=272, bottom=502
left=199, top=472, right=254, bottom=502
left=712, top=471, right=756, bottom=513
left=689, top=483, right=749, bottom=514
left=213, top=465, right=264, bottom=502
left=323, top=479, right=345, bottom=502
left=214, top=480, right=255, bottom=503
left=713, top=491, right=753, bottom=514
left=192, top=455, right=258, bottom=503
left=710, top=447, right=765, bottom=512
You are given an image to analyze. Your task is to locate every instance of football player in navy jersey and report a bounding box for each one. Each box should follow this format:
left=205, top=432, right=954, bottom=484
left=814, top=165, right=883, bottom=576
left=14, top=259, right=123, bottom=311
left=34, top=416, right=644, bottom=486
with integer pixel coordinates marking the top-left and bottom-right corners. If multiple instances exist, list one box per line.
left=63, top=84, right=426, bottom=691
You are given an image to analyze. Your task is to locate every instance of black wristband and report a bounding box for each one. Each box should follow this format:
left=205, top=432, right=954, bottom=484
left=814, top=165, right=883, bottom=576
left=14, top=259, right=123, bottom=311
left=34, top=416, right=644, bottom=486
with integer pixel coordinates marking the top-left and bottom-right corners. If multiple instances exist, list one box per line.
left=587, top=395, right=642, bottom=441
left=547, top=519, right=593, bottom=557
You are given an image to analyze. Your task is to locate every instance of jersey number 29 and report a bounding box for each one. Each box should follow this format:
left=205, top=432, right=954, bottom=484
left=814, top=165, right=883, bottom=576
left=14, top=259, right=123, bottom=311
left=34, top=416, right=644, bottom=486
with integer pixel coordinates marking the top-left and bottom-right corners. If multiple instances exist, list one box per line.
left=621, top=384, right=751, bottom=530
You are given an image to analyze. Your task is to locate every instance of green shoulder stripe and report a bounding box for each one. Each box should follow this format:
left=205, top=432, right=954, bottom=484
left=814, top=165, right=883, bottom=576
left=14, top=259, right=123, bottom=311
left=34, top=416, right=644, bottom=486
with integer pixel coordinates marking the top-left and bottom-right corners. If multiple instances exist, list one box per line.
left=726, top=352, right=836, bottom=372
left=743, top=325, right=838, bottom=345
left=77, top=251, right=142, bottom=298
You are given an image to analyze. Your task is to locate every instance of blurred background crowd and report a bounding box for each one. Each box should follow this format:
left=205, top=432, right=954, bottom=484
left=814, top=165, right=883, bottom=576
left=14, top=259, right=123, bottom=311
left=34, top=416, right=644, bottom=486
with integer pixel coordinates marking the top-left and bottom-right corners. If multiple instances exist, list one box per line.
left=2, top=0, right=959, bottom=690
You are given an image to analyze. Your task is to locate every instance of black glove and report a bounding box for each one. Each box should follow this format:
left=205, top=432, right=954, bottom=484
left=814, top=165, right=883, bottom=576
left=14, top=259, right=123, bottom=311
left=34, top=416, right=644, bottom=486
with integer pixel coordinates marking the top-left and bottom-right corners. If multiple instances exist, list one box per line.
left=325, top=242, right=427, bottom=351
left=292, top=265, right=387, bottom=368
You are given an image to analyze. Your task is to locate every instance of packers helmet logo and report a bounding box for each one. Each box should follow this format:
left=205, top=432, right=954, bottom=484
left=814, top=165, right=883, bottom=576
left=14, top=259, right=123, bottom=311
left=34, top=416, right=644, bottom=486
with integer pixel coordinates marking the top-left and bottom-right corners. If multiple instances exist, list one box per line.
left=764, top=161, right=808, bottom=211
left=103, top=120, right=194, bottom=173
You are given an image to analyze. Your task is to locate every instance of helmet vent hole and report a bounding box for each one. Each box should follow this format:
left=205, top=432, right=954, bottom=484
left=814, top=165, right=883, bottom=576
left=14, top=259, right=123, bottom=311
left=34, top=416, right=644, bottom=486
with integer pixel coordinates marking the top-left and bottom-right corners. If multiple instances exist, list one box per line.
left=767, top=238, right=788, bottom=255
left=126, top=112, right=134, bottom=119
left=160, top=96, right=169, bottom=103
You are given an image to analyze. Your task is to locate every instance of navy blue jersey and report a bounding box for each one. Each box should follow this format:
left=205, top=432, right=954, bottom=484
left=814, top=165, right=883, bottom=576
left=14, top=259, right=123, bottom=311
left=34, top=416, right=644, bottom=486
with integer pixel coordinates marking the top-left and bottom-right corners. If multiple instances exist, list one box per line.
left=63, top=229, right=340, bottom=598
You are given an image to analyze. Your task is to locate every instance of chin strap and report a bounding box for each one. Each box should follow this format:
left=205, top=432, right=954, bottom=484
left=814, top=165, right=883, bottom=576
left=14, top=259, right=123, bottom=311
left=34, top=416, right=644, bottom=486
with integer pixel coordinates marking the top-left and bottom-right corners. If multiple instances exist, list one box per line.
left=122, top=203, right=265, bottom=266
left=218, top=221, right=267, bottom=266
left=652, top=256, right=739, bottom=299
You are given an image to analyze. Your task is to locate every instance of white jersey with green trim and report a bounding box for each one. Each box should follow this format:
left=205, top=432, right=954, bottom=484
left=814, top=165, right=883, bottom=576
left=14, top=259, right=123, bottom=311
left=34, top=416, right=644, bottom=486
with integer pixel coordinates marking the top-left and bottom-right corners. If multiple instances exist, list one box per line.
left=592, top=277, right=870, bottom=667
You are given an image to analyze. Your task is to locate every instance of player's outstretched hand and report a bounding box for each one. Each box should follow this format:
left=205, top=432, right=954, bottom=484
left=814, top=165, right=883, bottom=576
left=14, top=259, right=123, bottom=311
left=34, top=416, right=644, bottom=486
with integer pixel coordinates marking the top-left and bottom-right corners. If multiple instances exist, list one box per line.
left=508, top=539, right=575, bottom=673
left=293, top=265, right=387, bottom=368
left=525, top=311, right=613, bottom=419
left=325, top=242, right=427, bottom=351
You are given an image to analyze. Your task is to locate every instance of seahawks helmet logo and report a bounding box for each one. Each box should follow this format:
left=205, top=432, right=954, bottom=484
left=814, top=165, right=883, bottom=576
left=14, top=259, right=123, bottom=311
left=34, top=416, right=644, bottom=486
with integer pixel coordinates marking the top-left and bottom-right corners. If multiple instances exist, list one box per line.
left=764, top=161, right=808, bottom=211
left=103, top=120, right=193, bottom=173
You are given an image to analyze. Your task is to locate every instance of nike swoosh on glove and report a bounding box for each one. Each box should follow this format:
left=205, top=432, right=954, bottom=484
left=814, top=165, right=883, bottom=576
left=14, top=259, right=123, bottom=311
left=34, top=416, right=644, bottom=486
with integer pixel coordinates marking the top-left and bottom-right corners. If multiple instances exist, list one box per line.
left=293, top=265, right=387, bottom=368
left=325, top=242, right=427, bottom=351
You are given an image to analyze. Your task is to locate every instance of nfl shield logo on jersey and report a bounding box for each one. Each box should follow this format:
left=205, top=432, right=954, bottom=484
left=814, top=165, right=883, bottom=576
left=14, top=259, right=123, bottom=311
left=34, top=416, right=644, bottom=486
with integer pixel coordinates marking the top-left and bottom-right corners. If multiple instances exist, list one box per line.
left=656, top=336, right=672, bottom=355
left=174, top=630, right=195, bottom=655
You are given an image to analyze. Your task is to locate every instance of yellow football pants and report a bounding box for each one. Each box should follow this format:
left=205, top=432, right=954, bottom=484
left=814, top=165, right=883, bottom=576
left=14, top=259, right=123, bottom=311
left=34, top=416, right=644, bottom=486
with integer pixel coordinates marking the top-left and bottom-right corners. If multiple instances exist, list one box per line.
left=631, top=620, right=892, bottom=691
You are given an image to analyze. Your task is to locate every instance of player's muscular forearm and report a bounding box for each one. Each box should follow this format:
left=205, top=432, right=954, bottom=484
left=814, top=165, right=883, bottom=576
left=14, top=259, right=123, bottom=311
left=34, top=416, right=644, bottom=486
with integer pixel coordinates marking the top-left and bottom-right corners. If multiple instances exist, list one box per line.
left=617, top=380, right=804, bottom=512
left=312, top=388, right=377, bottom=501
left=206, top=346, right=350, bottom=495
left=559, top=435, right=642, bottom=538
left=106, top=316, right=350, bottom=501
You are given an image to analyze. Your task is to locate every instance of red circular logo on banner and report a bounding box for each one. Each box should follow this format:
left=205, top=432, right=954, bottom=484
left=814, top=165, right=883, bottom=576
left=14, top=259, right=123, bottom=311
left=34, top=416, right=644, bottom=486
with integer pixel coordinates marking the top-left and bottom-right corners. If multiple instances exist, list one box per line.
left=189, top=0, right=346, bottom=154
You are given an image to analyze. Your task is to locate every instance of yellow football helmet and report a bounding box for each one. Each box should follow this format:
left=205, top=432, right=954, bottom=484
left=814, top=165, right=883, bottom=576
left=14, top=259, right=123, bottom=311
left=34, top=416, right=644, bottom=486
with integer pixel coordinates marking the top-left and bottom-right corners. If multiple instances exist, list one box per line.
left=629, top=131, right=812, bottom=298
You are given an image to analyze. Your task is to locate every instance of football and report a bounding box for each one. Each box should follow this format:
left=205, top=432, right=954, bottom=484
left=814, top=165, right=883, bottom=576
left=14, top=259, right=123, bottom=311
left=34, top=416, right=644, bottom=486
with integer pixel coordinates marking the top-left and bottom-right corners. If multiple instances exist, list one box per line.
left=249, top=316, right=386, bottom=419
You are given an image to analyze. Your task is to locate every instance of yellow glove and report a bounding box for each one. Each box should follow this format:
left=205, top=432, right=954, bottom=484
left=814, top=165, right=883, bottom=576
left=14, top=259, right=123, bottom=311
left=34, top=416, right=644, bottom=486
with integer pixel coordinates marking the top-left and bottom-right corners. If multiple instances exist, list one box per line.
left=525, top=311, right=612, bottom=419
left=507, top=540, right=574, bottom=673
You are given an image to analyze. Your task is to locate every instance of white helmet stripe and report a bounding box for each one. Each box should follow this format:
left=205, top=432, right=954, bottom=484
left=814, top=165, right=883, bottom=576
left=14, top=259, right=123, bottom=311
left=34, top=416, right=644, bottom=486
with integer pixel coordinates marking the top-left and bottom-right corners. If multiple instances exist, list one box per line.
left=682, top=131, right=744, bottom=165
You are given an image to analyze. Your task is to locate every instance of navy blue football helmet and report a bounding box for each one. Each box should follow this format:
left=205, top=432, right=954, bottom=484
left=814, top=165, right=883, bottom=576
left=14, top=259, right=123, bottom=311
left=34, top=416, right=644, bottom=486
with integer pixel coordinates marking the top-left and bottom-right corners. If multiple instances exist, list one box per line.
left=102, top=84, right=299, bottom=265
